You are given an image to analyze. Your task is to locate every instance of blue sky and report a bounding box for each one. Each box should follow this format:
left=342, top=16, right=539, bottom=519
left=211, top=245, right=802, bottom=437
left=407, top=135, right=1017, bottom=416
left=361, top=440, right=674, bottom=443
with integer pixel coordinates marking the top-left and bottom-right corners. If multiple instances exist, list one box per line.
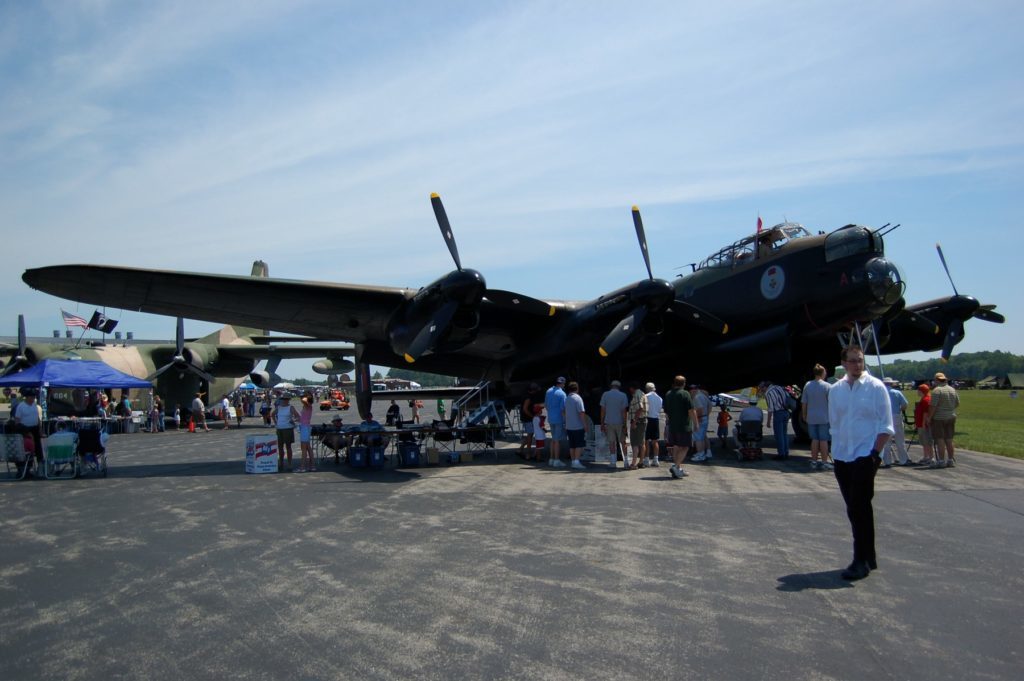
left=1, top=1, right=1021, bottom=380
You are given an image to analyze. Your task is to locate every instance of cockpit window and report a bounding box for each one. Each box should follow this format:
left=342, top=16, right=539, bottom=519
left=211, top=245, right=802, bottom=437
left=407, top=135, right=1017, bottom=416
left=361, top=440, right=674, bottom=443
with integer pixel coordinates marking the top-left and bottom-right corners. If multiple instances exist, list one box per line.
left=824, top=225, right=883, bottom=263
left=696, top=222, right=810, bottom=270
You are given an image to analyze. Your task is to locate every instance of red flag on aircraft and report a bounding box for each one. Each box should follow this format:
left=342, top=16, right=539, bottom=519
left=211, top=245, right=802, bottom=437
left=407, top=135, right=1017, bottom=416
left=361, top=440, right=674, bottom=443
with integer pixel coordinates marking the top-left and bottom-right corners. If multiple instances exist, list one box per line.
left=61, top=309, right=88, bottom=328
left=756, top=216, right=763, bottom=234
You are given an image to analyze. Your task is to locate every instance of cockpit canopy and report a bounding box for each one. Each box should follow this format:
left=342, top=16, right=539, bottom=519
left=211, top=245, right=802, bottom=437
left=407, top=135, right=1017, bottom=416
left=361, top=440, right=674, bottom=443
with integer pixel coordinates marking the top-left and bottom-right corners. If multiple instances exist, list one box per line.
left=696, top=222, right=810, bottom=270
left=824, top=225, right=884, bottom=263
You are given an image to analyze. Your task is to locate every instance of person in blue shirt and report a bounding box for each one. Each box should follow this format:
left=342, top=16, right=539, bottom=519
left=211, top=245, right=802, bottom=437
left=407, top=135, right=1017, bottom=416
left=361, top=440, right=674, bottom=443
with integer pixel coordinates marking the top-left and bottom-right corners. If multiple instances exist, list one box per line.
left=882, top=378, right=910, bottom=466
left=544, top=377, right=567, bottom=467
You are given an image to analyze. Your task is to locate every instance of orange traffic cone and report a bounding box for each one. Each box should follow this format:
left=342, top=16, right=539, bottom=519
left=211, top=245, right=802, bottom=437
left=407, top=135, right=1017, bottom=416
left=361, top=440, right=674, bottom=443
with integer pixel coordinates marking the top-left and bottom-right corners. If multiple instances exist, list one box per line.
left=188, top=418, right=195, bottom=433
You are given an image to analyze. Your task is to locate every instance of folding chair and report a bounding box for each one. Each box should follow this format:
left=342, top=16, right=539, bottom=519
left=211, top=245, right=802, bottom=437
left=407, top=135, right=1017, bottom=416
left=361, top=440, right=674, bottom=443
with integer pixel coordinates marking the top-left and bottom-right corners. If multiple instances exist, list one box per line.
left=430, top=419, right=457, bottom=457
left=318, top=430, right=349, bottom=467
left=1, top=433, right=31, bottom=480
left=76, top=427, right=108, bottom=478
left=45, top=431, right=79, bottom=479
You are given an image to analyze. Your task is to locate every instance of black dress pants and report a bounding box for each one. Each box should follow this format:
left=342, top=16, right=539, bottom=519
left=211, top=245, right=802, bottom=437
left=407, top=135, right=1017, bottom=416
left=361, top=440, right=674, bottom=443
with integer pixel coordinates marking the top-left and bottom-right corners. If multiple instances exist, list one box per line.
left=834, top=454, right=879, bottom=564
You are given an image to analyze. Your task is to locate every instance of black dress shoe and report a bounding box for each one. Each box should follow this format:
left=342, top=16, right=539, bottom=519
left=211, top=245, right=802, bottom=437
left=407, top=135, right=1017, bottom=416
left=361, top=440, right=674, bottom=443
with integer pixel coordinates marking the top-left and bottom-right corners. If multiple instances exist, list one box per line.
left=841, top=560, right=871, bottom=581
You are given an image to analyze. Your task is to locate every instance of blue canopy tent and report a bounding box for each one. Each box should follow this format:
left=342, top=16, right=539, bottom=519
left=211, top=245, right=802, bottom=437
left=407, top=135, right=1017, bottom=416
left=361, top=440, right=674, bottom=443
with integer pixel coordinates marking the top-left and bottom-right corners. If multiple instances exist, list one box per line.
left=0, top=359, right=152, bottom=389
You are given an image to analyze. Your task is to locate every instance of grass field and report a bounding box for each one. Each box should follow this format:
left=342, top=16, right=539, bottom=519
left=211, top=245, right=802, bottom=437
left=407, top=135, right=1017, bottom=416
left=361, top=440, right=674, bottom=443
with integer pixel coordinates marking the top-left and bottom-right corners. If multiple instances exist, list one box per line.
left=900, top=389, right=1024, bottom=459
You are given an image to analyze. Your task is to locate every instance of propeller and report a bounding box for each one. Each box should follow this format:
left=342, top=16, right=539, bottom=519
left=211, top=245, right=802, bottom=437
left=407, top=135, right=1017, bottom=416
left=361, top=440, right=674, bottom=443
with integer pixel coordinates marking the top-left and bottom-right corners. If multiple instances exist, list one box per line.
left=933, top=243, right=1003, bottom=361
left=974, top=304, right=1005, bottom=324
left=598, top=206, right=727, bottom=357
left=146, top=317, right=216, bottom=384
left=401, top=195, right=554, bottom=363
left=0, top=314, right=30, bottom=377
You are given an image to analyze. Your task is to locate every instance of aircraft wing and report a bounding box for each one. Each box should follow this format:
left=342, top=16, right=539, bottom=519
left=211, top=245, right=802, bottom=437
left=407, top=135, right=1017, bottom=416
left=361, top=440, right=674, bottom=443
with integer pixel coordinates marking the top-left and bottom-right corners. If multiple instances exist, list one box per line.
left=218, top=343, right=356, bottom=360
left=22, top=265, right=410, bottom=343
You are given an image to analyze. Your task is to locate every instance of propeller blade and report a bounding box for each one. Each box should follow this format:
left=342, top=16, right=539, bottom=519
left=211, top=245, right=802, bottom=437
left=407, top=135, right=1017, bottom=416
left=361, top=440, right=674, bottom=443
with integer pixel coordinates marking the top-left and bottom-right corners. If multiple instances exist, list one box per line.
left=431, top=193, right=462, bottom=272
left=145, top=361, right=178, bottom=381
left=174, top=316, right=185, bottom=353
left=974, top=306, right=1005, bottom=324
left=631, top=206, right=654, bottom=281
left=941, top=318, right=965, bottom=361
left=935, top=243, right=959, bottom=296
left=1, top=315, right=30, bottom=376
left=403, top=300, right=459, bottom=363
left=484, top=289, right=556, bottom=316
left=17, top=314, right=26, bottom=356
left=668, top=301, right=729, bottom=335
left=599, top=306, right=649, bottom=357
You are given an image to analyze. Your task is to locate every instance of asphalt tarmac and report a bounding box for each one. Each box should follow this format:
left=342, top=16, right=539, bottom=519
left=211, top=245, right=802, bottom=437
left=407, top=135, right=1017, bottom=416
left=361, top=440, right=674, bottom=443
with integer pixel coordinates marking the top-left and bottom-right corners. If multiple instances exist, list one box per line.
left=2, top=414, right=1022, bottom=681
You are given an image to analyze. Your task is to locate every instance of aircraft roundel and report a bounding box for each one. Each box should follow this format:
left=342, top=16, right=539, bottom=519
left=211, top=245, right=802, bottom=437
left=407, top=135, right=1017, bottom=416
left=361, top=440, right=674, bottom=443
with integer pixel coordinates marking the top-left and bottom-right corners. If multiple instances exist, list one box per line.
left=760, top=265, right=785, bottom=300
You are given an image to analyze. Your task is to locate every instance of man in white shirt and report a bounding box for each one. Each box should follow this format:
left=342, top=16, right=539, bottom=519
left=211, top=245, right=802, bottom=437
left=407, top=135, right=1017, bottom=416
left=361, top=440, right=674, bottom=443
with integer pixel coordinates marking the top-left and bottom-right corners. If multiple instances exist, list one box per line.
left=642, top=383, right=663, bottom=468
left=828, top=345, right=893, bottom=581
left=14, top=388, right=43, bottom=467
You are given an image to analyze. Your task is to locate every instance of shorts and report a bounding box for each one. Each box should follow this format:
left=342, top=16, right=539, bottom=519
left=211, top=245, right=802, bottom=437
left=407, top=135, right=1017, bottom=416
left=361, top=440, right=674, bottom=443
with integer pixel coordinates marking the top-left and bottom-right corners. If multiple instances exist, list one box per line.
left=693, top=417, right=709, bottom=442
left=522, top=421, right=535, bottom=436
left=645, top=417, right=660, bottom=441
left=917, top=425, right=933, bottom=446
left=299, top=424, right=311, bottom=443
left=567, top=428, right=586, bottom=449
left=276, top=428, right=295, bottom=446
left=666, top=428, right=692, bottom=448
left=931, top=418, right=956, bottom=441
left=550, top=422, right=566, bottom=440
left=604, top=423, right=625, bottom=449
left=717, top=425, right=728, bottom=439
left=808, top=423, right=831, bottom=442
left=629, top=423, right=646, bottom=448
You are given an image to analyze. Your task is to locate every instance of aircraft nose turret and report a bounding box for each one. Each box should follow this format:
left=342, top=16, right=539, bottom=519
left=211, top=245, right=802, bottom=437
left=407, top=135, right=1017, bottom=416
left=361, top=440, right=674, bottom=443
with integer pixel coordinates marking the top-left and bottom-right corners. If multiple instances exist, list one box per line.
left=866, top=257, right=904, bottom=309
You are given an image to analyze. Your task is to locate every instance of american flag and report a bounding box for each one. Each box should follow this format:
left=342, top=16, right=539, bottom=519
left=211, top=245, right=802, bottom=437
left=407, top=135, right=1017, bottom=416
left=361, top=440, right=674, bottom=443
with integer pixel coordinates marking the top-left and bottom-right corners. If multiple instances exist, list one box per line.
left=61, top=309, right=88, bottom=328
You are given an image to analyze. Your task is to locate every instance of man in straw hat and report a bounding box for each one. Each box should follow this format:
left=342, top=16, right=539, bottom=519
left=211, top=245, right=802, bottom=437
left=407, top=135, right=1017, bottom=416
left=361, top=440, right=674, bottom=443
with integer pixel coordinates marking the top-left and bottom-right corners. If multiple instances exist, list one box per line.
left=928, top=372, right=960, bottom=468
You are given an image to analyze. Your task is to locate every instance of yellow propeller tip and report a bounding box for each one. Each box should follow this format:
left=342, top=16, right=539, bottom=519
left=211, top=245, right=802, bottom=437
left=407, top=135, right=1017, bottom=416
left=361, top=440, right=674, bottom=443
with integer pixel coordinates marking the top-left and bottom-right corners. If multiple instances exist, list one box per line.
left=548, top=306, right=556, bottom=317
left=404, top=354, right=416, bottom=364
left=722, top=324, right=729, bottom=335
left=631, top=205, right=640, bottom=212
left=430, top=192, right=440, bottom=199
left=598, top=347, right=609, bottom=358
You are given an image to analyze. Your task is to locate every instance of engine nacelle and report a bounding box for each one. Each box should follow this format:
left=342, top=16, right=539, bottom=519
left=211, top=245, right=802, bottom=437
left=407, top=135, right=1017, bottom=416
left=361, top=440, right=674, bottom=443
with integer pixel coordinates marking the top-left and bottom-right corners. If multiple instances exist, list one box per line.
left=312, top=358, right=355, bottom=375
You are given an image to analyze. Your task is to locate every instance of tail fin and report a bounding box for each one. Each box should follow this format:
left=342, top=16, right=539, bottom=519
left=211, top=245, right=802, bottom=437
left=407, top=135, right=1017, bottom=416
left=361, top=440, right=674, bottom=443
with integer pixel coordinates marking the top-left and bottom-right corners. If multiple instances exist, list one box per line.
left=198, top=261, right=269, bottom=344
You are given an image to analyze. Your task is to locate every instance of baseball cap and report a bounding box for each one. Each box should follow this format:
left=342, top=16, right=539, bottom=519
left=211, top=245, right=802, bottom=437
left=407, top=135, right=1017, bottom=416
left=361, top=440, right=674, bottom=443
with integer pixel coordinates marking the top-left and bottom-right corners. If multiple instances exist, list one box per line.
left=556, top=376, right=566, bottom=385
left=934, top=372, right=947, bottom=381
left=610, top=380, right=621, bottom=387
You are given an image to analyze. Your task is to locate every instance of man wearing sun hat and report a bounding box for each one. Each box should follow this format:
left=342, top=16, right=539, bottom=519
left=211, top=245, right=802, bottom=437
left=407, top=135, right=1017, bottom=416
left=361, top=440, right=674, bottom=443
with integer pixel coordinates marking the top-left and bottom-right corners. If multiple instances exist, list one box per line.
left=928, top=372, right=960, bottom=468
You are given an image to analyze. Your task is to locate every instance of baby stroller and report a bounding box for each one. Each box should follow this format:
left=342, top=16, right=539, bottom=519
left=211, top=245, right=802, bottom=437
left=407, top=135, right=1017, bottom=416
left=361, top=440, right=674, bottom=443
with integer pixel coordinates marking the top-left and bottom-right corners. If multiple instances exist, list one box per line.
left=76, top=426, right=108, bottom=477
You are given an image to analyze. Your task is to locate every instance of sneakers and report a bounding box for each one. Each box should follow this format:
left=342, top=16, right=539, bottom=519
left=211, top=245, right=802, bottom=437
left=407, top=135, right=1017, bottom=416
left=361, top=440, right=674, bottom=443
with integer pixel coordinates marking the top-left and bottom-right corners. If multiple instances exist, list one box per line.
left=651, top=459, right=661, bottom=467
left=551, top=459, right=567, bottom=468
left=810, top=460, right=819, bottom=468
left=929, top=460, right=944, bottom=469
left=821, top=462, right=834, bottom=470
left=692, top=453, right=706, bottom=463
left=570, top=460, right=585, bottom=470
left=703, top=451, right=712, bottom=461
left=669, top=465, right=689, bottom=478
left=946, top=459, right=956, bottom=468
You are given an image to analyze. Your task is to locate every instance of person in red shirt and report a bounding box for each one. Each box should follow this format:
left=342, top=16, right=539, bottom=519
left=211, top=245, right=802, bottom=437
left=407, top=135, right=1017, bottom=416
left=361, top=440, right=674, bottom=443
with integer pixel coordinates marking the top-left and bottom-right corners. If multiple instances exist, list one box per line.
left=913, top=384, right=934, bottom=466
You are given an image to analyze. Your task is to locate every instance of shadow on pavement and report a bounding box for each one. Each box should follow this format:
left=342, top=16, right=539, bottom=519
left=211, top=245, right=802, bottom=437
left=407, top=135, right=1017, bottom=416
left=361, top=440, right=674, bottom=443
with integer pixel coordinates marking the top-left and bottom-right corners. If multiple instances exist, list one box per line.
left=776, top=570, right=854, bottom=591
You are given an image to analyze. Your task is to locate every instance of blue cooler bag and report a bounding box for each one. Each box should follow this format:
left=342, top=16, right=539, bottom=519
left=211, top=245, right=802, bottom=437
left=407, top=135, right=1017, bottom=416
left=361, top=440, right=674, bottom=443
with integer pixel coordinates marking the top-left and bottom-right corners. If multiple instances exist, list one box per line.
left=348, top=445, right=368, bottom=468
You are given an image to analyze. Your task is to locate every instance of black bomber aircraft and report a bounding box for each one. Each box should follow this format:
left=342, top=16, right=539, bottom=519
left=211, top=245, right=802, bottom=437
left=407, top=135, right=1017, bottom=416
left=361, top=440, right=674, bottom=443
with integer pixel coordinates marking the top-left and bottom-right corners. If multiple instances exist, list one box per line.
left=21, top=194, right=1003, bottom=419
